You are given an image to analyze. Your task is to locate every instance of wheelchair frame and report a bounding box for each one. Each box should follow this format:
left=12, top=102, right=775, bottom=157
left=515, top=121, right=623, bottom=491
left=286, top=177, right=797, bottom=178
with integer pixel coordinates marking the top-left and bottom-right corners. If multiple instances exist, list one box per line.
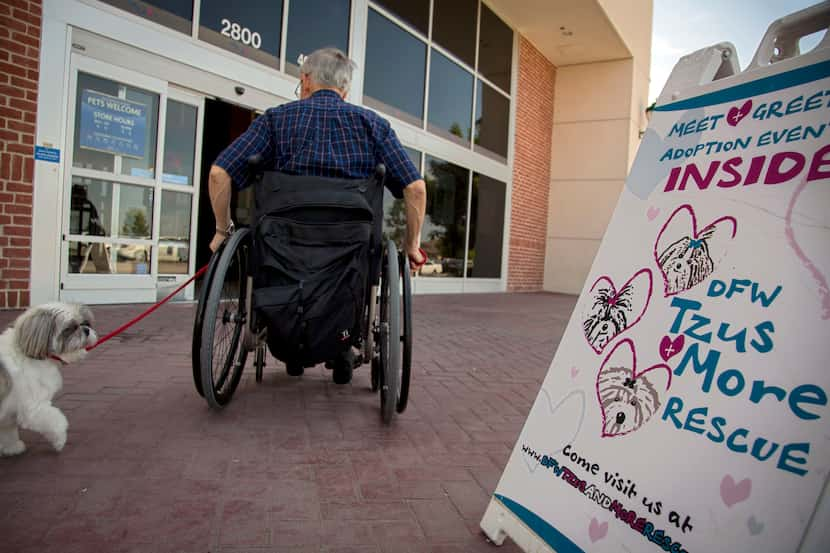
left=191, top=169, right=412, bottom=424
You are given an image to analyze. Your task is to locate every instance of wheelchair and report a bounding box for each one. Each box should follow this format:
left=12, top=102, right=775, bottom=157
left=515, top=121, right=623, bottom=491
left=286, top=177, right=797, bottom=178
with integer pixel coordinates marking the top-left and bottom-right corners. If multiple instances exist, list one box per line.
left=191, top=157, right=412, bottom=424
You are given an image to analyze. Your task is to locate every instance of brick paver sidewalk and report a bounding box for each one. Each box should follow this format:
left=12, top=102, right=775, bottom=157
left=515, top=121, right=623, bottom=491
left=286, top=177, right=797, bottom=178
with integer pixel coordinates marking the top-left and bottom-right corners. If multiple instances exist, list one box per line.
left=0, top=292, right=576, bottom=553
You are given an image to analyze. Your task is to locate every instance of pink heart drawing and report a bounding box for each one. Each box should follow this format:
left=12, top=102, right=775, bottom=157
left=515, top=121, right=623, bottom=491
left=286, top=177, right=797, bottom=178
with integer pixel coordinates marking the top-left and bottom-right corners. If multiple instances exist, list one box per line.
left=583, top=268, right=654, bottom=353
left=589, top=518, right=608, bottom=542
left=721, top=475, right=752, bottom=508
left=596, top=339, right=672, bottom=438
left=727, top=99, right=752, bottom=126
left=659, top=334, right=685, bottom=361
left=655, top=204, right=737, bottom=297
left=647, top=206, right=660, bottom=221
left=570, top=366, right=579, bottom=379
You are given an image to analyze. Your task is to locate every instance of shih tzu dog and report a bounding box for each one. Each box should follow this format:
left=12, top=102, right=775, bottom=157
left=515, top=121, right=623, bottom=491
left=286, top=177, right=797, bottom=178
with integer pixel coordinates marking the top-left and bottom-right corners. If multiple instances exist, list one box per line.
left=657, top=228, right=716, bottom=295
left=0, top=302, right=97, bottom=456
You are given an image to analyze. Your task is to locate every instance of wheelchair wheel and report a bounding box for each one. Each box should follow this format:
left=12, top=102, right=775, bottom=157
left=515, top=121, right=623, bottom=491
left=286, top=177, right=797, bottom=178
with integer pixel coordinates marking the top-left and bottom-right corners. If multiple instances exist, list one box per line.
left=379, top=240, right=401, bottom=424
left=199, top=228, right=251, bottom=408
left=397, top=251, right=412, bottom=413
left=191, top=241, right=225, bottom=397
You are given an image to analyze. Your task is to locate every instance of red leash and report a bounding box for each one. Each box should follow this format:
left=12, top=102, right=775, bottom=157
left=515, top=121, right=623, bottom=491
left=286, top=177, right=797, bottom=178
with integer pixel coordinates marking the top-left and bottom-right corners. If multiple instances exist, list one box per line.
left=85, top=263, right=209, bottom=352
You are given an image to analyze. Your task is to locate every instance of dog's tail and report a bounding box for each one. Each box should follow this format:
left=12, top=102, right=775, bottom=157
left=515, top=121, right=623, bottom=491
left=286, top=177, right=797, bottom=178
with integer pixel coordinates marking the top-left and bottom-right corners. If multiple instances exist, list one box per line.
left=0, top=358, right=11, bottom=403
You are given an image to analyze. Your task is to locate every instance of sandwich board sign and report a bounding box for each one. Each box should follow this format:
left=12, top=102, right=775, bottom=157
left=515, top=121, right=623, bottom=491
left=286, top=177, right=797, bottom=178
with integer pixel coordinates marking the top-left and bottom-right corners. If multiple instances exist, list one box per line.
left=480, top=3, right=830, bottom=552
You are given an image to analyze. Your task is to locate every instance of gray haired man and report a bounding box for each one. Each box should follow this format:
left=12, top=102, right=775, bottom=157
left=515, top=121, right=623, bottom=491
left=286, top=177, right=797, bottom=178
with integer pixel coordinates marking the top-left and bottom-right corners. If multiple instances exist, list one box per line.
left=209, top=48, right=427, bottom=383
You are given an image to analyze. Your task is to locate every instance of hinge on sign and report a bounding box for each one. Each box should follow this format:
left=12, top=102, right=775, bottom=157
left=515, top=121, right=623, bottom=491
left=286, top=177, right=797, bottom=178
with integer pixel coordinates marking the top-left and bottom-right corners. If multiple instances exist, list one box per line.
left=62, top=234, right=66, bottom=241
left=60, top=282, right=64, bottom=290
left=71, top=43, right=86, bottom=52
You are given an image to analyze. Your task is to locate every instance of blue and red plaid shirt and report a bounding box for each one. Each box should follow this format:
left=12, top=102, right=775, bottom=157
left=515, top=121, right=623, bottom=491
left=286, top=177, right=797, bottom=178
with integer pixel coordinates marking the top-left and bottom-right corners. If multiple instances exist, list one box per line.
left=214, top=90, right=421, bottom=198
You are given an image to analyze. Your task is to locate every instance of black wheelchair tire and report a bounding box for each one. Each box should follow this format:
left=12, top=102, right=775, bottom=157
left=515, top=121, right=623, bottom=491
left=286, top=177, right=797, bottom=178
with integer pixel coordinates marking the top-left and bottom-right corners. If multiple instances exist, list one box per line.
left=191, top=240, right=225, bottom=397
left=379, top=240, right=401, bottom=424
left=397, top=251, right=412, bottom=413
left=199, top=228, right=251, bottom=408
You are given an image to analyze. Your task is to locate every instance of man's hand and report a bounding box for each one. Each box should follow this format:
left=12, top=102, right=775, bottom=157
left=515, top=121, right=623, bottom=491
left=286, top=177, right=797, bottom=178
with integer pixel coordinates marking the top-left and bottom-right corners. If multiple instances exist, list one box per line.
left=209, top=232, right=226, bottom=253
left=407, top=246, right=427, bottom=272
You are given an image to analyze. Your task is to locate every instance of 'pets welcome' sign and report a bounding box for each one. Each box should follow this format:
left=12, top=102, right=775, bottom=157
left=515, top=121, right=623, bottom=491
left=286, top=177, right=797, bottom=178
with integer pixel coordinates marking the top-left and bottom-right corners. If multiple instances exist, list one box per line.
left=481, top=7, right=830, bottom=553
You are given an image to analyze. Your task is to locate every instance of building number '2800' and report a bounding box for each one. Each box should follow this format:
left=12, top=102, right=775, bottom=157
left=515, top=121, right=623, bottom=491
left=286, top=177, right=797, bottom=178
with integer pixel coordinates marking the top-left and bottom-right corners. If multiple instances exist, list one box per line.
left=220, top=19, right=262, bottom=49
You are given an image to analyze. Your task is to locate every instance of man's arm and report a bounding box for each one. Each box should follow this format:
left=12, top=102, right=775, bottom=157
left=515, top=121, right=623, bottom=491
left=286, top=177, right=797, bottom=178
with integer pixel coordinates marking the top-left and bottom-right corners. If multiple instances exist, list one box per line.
left=208, top=165, right=233, bottom=252
left=403, top=179, right=427, bottom=266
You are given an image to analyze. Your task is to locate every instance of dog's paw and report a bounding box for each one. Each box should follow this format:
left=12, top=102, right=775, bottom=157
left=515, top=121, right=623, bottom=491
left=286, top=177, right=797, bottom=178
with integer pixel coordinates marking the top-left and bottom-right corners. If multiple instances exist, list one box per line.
left=0, top=439, right=26, bottom=456
left=48, top=413, right=69, bottom=452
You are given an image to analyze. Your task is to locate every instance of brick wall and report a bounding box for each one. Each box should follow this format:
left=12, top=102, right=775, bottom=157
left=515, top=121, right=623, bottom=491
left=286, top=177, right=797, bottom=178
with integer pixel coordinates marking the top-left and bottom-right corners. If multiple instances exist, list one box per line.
left=0, top=0, right=40, bottom=309
left=507, top=37, right=555, bottom=292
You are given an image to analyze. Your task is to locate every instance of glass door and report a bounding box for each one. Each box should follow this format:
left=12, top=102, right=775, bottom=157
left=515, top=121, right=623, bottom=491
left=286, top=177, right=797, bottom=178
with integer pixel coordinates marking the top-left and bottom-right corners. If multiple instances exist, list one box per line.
left=60, top=55, right=204, bottom=304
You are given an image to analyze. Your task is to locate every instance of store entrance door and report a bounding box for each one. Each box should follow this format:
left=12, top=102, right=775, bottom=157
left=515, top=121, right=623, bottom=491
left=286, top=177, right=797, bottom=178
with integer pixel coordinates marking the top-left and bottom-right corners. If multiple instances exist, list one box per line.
left=194, top=99, right=260, bottom=274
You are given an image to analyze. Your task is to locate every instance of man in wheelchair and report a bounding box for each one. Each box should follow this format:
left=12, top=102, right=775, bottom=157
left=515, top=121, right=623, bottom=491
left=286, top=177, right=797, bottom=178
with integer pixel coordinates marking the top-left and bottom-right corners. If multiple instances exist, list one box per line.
left=206, top=47, right=427, bottom=385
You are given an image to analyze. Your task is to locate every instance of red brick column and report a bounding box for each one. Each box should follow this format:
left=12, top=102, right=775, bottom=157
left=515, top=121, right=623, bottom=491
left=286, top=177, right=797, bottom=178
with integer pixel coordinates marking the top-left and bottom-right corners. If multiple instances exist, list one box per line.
left=0, top=0, right=41, bottom=309
left=508, top=36, right=555, bottom=292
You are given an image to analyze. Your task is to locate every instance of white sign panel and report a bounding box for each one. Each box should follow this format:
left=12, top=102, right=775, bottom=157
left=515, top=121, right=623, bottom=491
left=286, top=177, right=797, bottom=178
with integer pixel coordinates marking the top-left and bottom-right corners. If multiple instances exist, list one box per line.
left=482, top=17, right=830, bottom=553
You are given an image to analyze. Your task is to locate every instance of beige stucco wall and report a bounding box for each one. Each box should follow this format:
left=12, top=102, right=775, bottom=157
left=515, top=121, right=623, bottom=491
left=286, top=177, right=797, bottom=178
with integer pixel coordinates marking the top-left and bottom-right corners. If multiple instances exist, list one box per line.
left=543, top=1, right=652, bottom=294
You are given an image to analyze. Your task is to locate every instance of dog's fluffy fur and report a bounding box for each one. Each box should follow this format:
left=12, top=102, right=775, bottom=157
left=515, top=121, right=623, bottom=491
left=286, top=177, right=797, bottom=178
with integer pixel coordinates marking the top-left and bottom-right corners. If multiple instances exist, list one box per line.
left=0, top=303, right=96, bottom=456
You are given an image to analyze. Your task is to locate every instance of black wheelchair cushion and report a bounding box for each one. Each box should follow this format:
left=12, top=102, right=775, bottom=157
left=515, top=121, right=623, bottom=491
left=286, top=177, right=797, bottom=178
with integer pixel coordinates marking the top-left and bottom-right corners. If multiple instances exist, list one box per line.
left=250, top=170, right=383, bottom=367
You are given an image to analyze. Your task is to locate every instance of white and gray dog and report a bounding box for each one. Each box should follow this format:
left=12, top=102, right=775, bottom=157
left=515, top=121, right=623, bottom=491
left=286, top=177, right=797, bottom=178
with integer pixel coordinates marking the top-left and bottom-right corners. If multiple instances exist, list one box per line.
left=657, top=227, right=716, bottom=295
left=0, top=302, right=97, bottom=456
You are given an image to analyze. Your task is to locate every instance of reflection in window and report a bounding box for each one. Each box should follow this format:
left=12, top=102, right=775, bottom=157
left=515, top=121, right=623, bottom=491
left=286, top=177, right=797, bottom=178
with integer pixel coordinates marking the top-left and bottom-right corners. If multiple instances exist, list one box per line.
left=478, top=4, right=513, bottom=92
left=467, top=174, right=505, bottom=278
left=373, top=0, right=429, bottom=36
left=432, top=0, right=477, bottom=68
left=118, top=185, right=154, bottom=239
left=160, top=190, right=192, bottom=274
left=163, top=100, right=197, bottom=185
left=422, top=155, right=468, bottom=277
left=199, top=0, right=283, bottom=69
left=70, top=178, right=113, bottom=237
left=382, top=147, right=421, bottom=246
left=286, top=0, right=351, bottom=77
left=67, top=241, right=152, bottom=275
left=98, top=0, right=194, bottom=34
left=364, top=8, right=426, bottom=128
left=475, top=80, right=509, bottom=162
left=428, top=49, right=473, bottom=147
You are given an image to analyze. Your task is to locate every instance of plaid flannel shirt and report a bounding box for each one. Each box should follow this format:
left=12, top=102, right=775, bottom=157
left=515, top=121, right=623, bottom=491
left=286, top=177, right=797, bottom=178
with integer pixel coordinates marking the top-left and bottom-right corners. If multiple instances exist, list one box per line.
left=214, top=90, right=421, bottom=198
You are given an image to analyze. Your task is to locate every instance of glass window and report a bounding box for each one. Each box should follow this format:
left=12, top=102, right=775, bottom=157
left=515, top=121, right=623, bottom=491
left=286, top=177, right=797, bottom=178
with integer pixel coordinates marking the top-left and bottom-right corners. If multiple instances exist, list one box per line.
left=162, top=100, right=198, bottom=185
left=159, top=190, right=192, bottom=274
left=421, top=155, right=468, bottom=278
left=285, top=0, right=351, bottom=77
left=382, top=147, right=421, bottom=245
left=478, top=4, right=513, bottom=92
left=70, top=177, right=114, bottom=237
left=121, top=86, right=160, bottom=179
left=428, top=49, right=473, bottom=147
left=118, top=184, right=155, bottom=239
left=73, top=73, right=119, bottom=172
left=74, top=73, right=160, bottom=177
left=67, top=241, right=152, bottom=275
left=467, top=173, right=505, bottom=278
left=198, top=0, right=283, bottom=69
left=373, top=0, right=429, bottom=36
left=98, top=0, right=194, bottom=34
left=431, top=0, right=477, bottom=68
left=365, top=9, right=427, bottom=127
left=474, top=80, right=509, bottom=162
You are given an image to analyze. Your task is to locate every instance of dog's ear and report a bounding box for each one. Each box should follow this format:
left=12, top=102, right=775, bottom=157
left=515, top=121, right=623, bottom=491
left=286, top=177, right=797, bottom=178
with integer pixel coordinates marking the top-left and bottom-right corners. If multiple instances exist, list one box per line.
left=14, top=306, right=59, bottom=359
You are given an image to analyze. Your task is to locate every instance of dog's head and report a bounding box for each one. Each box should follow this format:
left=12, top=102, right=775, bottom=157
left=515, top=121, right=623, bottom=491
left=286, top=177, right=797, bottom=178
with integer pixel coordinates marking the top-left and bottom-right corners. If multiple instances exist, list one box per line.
left=12, top=303, right=97, bottom=362
left=658, top=235, right=714, bottom=294
left=597, top=365, right=661, bottom=437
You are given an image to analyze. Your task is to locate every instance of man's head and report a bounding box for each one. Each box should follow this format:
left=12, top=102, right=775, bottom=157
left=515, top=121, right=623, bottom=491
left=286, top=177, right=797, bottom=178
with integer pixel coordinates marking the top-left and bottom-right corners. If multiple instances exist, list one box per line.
left=298, top=48, right=356, bottom=100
